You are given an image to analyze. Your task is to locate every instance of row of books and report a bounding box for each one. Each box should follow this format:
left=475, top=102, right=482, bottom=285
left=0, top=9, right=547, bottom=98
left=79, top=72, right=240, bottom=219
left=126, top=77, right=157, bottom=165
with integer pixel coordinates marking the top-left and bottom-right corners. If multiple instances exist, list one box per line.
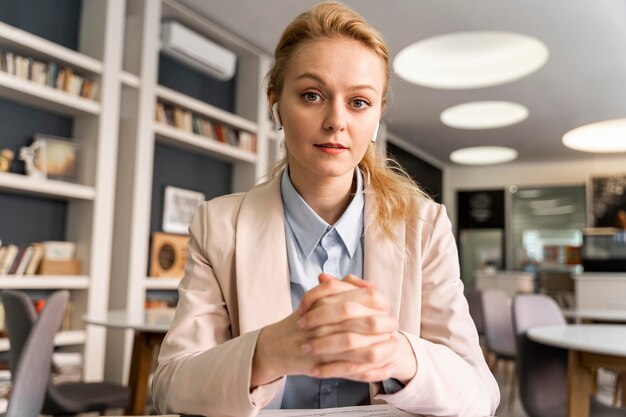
left=0, top=49, right=98, bottom=100
left=0, top=241, right=77, bottom=276
left=155, top=101, right=257, bottom=153
left=0, top=243, right=45, bottom=275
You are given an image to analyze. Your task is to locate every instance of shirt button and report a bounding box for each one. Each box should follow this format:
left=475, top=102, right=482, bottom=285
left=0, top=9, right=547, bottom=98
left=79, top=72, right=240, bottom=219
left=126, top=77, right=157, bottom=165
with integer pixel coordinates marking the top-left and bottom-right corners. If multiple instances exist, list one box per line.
left=322, top=385, right=334, bottom=394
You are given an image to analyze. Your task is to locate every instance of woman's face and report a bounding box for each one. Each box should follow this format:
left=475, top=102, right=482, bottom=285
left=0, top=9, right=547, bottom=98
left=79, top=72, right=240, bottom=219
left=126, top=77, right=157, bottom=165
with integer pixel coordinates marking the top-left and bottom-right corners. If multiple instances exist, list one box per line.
left=274, top=38, right=385, bottom=185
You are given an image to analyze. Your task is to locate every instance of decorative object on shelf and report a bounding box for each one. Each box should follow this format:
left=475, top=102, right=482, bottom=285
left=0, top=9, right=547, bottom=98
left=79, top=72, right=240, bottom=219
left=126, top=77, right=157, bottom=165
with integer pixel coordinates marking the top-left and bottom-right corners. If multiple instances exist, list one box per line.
left=162, top=185, right=205, bottom=234
left=0, top=149, right=15, bottom=172
left=19, top=135, right=81, bottom=182
left=38, top=241, right=80, bottom=275
left=590, top=174, right=626, bottom=227
left=149, top=232, right=189, bottom=278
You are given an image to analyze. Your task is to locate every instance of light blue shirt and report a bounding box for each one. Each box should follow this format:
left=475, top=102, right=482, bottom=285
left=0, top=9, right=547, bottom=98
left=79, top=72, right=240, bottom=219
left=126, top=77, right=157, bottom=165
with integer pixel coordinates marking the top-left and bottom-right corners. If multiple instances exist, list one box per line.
left=280, top=168, right=370, bottom=409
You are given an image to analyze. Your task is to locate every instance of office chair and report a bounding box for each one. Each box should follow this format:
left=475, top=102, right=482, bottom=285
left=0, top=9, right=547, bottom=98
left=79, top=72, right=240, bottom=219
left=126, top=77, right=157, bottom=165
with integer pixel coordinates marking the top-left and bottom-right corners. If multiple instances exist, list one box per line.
left=512, top=294, right=626, bottom=417
left=2, top=290, right=68, bottom=417
left=481, top=289, right=517, bottom=410
left=2, top=290, right=130, bottom=416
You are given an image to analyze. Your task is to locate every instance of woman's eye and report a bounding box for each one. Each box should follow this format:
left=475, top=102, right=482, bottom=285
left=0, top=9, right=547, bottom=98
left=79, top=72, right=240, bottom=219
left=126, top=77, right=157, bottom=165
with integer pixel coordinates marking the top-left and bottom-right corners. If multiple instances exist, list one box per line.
left=352, top=99, right=370, bottom=109
left=303, top=92, right=320, bottom=102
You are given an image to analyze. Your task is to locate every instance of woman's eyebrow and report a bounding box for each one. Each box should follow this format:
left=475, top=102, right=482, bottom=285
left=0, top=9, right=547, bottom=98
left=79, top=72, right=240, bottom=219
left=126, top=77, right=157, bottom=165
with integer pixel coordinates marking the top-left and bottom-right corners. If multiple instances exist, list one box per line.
left=295, top=72, right=378, bottom=93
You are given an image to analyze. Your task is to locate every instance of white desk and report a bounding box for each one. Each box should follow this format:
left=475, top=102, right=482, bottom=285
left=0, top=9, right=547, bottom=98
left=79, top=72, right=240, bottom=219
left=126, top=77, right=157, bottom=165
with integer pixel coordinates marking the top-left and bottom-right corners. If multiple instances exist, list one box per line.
left=84, top=309, right=174, bottom=415
left=563, top=308, right=626, bottom=323
left=528, top=324, right=626, bottom=417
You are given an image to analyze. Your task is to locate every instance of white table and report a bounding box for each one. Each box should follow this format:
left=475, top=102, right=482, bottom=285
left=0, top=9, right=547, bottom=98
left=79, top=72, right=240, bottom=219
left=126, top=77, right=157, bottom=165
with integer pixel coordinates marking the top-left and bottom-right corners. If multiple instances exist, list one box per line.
left=528, top=324, right=626, bottom=417
left=563, top=308, right=626, bottom=323
left=84, top=309, right=174, bottom=415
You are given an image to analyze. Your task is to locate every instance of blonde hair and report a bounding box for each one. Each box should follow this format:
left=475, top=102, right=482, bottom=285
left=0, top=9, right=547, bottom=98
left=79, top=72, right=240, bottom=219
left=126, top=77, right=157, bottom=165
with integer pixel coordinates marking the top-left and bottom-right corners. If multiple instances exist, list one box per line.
left=267, top=1, right=430, bottom=239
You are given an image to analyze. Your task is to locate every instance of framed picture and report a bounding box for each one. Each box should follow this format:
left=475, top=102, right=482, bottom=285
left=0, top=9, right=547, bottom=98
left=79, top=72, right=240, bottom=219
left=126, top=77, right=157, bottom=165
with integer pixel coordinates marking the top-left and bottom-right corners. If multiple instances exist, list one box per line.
left=21, top=135, right=81, bottom=182
left=589, top=174, right=626, bottom=227
left=162, top=185, right=205, bottom=234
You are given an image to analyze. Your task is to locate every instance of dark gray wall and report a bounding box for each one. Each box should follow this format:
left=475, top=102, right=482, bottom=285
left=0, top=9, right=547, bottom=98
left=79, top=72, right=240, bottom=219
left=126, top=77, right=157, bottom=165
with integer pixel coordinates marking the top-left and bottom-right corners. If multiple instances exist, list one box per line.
left=0, top=0, right=81, bottom=50
left=149, top=142, right=232, bottom=236
left=158, top=53, right=236, bottom=112
left=387, top=142, right=443, bottom=203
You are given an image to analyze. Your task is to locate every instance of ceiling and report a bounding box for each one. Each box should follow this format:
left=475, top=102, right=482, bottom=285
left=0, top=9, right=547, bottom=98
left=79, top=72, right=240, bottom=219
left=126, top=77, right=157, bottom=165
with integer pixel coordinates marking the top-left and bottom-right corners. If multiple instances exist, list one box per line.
left=176, top=0, right=626, bottom=166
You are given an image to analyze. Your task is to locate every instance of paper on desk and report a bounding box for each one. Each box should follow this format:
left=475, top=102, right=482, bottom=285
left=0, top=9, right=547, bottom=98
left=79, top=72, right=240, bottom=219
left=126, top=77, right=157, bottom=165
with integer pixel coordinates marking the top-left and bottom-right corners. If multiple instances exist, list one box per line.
left=258, top=404, right=416, bottom=416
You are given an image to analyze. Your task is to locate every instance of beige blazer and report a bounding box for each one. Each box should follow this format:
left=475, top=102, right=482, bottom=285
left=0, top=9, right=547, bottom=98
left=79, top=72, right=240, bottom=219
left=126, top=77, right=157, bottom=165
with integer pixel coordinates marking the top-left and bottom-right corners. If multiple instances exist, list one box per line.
left=152, top=176, right=499, bottom=417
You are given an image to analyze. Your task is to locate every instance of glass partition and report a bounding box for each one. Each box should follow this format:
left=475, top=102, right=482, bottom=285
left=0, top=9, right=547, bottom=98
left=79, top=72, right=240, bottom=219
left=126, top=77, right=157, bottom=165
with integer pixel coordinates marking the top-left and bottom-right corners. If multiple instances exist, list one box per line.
left=510, top=186, right=586, bottom=272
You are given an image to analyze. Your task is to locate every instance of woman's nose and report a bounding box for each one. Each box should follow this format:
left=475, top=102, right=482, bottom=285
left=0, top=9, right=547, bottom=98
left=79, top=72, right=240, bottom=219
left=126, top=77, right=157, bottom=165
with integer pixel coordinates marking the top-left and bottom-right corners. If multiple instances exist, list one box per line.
left=323, top=101, right=347, bottom=132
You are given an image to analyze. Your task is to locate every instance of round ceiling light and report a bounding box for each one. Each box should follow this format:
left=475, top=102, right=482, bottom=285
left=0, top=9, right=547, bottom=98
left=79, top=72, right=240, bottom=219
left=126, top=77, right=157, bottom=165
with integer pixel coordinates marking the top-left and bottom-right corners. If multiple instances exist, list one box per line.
left=450, top=146, right=518, bottom=165
left=562, top=118, right=626, bottom=153
left=440, top=101, right=529, bottom=129
left=393, top=31, right=549, bottom=89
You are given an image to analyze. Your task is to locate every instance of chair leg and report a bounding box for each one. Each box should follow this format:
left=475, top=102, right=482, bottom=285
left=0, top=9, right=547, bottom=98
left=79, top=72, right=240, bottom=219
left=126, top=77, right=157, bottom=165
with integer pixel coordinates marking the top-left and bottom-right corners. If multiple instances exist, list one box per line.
left=614, top=371, right=625, bottom=407
left=508, top=361, right=517, bottom=412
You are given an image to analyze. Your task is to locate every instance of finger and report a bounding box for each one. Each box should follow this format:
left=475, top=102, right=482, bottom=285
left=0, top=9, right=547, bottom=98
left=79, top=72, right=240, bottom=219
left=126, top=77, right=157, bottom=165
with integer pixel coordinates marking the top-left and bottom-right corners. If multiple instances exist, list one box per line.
left=311, top=357, right=396, bottom=381
left=303, top=332, right=392, bottom=356
left=297, top=277, right=360, bottom=316
left=309, top=286, right=390, bottom=315
left=301, top=290, right=390, bottom=329
left=308, top=315, right=399, bottom=339
left=341, top=274, right=374, bottom=288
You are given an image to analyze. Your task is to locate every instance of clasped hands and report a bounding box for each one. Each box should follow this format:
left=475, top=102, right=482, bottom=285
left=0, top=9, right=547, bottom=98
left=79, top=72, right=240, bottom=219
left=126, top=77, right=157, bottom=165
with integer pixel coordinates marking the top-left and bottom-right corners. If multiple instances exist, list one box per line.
left=251, top=273, right=416, bottom=388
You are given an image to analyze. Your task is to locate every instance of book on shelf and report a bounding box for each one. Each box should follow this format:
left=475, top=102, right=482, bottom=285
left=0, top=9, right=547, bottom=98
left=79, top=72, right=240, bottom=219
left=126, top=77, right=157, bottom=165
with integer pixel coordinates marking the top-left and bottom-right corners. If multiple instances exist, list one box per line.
left=0, top=241, right=78, bottom=276
left=0, top=49, right=98, bottom=100
left=0, top=245, right=18, bottom=275
left=155, top=101, right=257, bottom=153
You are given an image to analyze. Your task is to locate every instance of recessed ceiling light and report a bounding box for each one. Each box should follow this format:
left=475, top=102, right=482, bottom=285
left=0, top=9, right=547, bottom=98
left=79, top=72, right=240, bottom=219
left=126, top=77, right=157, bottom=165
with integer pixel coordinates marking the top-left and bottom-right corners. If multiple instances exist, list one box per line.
left=440, top=101, right=529, bottom=129
left=393, top=31, right=549, bottom=89
left=450, top=146, right=518, bottom=165
left=562, top=118, right=626, bottom=153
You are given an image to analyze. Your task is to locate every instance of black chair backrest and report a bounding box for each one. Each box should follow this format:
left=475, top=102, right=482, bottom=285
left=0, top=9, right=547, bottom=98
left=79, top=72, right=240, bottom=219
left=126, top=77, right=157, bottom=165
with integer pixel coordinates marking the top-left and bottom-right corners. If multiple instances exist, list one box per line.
left=2, top=290, right=69, bottom=417
left=512, top=294, right=567, bottom=417
left=465, top=290, right=485, bottom=336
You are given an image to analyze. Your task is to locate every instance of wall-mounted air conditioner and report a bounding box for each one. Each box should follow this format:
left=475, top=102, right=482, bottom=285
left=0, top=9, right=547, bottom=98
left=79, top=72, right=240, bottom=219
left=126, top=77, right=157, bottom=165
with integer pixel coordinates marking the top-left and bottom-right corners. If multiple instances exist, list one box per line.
left=160, top=21, right=237, bottom=81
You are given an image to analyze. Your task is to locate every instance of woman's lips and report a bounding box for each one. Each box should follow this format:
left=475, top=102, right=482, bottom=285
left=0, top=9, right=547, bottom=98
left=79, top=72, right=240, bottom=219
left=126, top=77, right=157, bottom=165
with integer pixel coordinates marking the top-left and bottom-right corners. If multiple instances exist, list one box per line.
left=315, top=143, right=348, bottom=154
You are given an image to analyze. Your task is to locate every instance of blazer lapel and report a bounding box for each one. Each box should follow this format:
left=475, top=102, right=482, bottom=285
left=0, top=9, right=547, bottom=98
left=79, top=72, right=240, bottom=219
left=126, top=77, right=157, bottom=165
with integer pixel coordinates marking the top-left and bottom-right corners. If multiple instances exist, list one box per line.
left=363, top=188, right=405, bottom=319
left=235, top=177, right=293, bottom=334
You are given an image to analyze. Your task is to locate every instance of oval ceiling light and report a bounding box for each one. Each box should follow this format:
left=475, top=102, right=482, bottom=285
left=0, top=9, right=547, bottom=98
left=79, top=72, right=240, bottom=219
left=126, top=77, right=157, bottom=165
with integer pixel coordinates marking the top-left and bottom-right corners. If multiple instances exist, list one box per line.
left=440, top=101, right=529, bottom=129
left=393, top=31, right=549, bottom=89
left=450, top=146, right=518, bottom=165
left=562, top=118, right=626, bottom=153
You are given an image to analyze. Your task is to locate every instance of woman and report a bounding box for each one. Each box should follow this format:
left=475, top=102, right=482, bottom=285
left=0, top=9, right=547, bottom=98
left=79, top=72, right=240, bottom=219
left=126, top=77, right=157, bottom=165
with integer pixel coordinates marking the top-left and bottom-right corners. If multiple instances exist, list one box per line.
left=152, top=2, right=499, bottom=416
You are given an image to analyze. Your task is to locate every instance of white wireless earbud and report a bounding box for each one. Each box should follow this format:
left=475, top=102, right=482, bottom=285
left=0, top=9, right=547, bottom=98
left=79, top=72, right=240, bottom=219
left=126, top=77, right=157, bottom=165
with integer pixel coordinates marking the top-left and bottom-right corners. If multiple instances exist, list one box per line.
left=272, top=102, right=283, bottom=130
left=371, top=120, right=380, bottom=142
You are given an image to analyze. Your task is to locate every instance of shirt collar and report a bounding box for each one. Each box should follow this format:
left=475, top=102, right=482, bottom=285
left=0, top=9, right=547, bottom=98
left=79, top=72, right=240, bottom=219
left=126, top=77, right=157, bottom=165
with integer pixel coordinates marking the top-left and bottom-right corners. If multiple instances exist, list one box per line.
left=281, top=168, right=364, bottom=259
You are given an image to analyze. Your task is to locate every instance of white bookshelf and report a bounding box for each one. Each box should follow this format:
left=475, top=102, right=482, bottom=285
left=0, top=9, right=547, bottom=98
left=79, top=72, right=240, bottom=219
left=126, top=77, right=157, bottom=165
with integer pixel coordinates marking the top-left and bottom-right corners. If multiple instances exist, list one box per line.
left=0, top=21, right=103, bottom=74
left=0, top=172, right=95, bottom=200
left=144, top=277, right=181, bottom=290
left=0, top=275, right=89, bottom=289
left=154, top=122, right=257, bottom=163
left=106, top=0, right=274, bottom=385
left=0, top=1, right=125, bottom=383
left=120, top=71, right=140, bottom=89
left=0, top=330, right=86, bottom=352
left=156, top=85, right=258, bottom=133
left=0, top=72, right=100, bottom=116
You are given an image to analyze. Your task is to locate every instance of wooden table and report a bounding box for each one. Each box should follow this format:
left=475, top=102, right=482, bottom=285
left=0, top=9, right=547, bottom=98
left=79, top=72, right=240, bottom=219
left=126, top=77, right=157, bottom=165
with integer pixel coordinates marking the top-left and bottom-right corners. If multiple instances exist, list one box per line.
left=528, top=324, right=626, bottom=417
left=84, top=309, right=174, bottom=415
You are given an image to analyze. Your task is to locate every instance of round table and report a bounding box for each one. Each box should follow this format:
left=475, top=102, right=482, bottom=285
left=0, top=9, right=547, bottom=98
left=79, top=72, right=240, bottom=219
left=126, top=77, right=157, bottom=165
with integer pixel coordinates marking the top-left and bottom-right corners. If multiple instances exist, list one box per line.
left=562, top=308, right=626, bottom=323
left=84, top=309, right=174, bottom=415
left=528, top=324, right=626, bottom=417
